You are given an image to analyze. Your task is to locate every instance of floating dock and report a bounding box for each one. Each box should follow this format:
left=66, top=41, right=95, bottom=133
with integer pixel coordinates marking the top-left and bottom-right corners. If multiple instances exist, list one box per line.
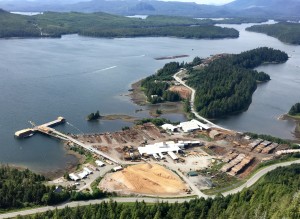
left=14, top=128, right=35, bottom=138
left=14, top=116, right=119, bottom=164
left=14, top=117, right=65, bottom=138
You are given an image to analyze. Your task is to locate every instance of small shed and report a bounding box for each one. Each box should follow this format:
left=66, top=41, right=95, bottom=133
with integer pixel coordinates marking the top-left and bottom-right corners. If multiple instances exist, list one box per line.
left=113, top=166, right=123, bottom=172
left=209, top=130, right=221, bottom=139
left=95, top=160, right=105, bottom=167
left=187, top=171, right=198, bottom=177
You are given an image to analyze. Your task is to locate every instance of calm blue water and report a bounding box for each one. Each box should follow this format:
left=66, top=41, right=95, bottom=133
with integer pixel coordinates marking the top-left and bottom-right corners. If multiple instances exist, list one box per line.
left=0, top=22, right=299, bottom=173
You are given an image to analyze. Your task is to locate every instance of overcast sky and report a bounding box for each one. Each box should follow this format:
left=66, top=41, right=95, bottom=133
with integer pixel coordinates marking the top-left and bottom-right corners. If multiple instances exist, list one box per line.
left=159, top=0, right=235, bottom=5
left=0, top=0, right=236, bottom=5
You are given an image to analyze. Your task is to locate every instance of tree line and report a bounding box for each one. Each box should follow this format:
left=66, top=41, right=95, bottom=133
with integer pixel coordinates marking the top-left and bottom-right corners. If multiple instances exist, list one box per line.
left=0, top=166, right=69, bottom=210
left=16, top=164, right=300, bottom=219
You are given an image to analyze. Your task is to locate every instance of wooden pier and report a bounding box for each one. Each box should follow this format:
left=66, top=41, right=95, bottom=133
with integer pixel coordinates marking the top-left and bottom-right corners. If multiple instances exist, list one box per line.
left=15, top=117, right=119, bottom=164
left=15, top=117, right=65, bottom=138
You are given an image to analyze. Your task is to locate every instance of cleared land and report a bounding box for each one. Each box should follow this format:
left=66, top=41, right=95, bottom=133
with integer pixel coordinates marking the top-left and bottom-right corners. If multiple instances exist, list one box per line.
left=100, top=163, right=188, bottom=196
left=169, top=85, right=191, bottom=99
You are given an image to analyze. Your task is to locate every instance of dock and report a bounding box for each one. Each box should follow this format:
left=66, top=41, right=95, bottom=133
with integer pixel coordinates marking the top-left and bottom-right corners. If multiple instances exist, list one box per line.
left=15, top=117, right=65, bottom=138
left=15, top=117, right=119, bottom=164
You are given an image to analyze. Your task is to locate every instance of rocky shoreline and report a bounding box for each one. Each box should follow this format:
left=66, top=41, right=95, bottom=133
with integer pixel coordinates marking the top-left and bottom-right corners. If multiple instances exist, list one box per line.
left=278, top=114, right=300, bottom=140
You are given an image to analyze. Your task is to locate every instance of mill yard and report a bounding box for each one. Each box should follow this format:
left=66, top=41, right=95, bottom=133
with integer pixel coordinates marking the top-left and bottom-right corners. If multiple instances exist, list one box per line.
left=16, top=117, right=296, bottom=197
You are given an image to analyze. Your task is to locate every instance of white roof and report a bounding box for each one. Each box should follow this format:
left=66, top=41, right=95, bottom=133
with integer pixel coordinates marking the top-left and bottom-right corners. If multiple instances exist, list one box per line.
left=191, top=119, right=210, bottom=130
left=158, top=152, right=165, bottom=158
left=191, top=140, right=201, bottom=144
left=78, top=170, right=89, bottom=179
left=166, top=141, right=175, bottom=145
left=113, top=166, right=123, bottom=171
left=168, top=151, right=178, bottom=160
left=154, top=142, right=166, bottom=147
left=177, top=119, right=210, bottom=132
left=138, top=141, right=182, bottom=155
left=69, top=173, right=80, bottom=181
left=153, top=153, right=159, bottom=159
left=83, top=167, right=92, bottom=174
left=178, top=120, right=200, bottom=132
left=161, top=124, right=177, bottom=131
left=95, top=160, right=105, bottom=167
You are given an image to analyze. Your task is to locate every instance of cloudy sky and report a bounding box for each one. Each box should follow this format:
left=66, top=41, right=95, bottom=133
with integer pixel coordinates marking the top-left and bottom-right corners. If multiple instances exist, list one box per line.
left=0, top=0, right=236, bottom=5
left=162, top=0, right=235, bottom=5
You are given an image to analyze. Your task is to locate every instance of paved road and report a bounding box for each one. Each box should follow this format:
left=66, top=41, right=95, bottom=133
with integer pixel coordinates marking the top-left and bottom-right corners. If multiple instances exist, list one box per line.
left=50, top=128, right=121, bottom=164
left=222, top=159, right=300, bottom=196
left=0, top=197, right=193, bottom=219
left=173, top=70, right=229, bottom=131
left=2, top=160, right=300, bottom=219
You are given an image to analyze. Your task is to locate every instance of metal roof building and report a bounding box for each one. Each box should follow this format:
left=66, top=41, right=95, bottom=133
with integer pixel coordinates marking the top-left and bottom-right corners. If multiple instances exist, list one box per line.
left=95, top=160, right=105, bottom=167
left=177, top=119, right=210, bottom=133
left=138, top=141, right=184, bottom=156
left=78, top=170, right=89, bottom=179
left=161, top=124, right=178, bottom=132
left=69, top=173, right=80, bottom=181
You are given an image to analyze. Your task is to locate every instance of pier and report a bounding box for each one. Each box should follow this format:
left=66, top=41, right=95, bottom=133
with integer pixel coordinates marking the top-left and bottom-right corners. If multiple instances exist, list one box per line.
left=15, top=117, right=66, bottom=138
left=15, top=117, right=119, bottom=164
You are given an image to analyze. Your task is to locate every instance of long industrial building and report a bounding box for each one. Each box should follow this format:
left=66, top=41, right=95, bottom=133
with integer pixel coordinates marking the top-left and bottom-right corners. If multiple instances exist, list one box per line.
left=162, top=119, right=210, bottom=133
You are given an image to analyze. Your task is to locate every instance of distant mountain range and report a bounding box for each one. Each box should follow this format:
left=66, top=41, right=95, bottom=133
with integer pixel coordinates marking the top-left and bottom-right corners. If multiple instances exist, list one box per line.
left=0, top=0, right=299, bottom=19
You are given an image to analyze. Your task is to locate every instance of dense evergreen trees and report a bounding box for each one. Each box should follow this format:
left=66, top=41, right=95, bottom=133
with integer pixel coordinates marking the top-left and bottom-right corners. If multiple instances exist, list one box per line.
left=289, top=103, right=300, bottom=116
left=141, top=62, right=182, bottom=103
left=0, top=166, right=69, bottom=210
left=18, top=164, right=300, bottom=219
left=0, top=10, right=239, bottom=39
left=80, top=25, right=239, bottom=39
left=187, top=47, right=288, bottom=118
left=247, top=22, right=300, bottom=45
left=141, top=48, right=288, bottom=117
left=0, top=10, right=40, bottom=38
left=87, top=110, right=101, bottom=121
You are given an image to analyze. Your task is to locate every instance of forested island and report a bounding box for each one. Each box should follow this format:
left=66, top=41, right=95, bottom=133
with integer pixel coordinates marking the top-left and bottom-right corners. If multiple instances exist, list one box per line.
left=87, top=110, right=101, bottom=121
left=14, top=164, right=300, bottom=218
left=141, top=47, right=288, bottom=118
left=0, top=10, right=239, bottom=39
left=246, top=22, right=300, bottom=45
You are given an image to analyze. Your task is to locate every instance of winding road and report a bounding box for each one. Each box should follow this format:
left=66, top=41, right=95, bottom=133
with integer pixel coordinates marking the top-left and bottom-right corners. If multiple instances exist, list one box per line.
left=1, top=159, right=300, bottom=219
left=173, top=70, right=229, bottom=131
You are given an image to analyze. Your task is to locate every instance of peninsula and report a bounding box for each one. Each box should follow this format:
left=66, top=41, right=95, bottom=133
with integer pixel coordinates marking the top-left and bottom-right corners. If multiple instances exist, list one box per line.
left=139, top=47, right=288, bottom=119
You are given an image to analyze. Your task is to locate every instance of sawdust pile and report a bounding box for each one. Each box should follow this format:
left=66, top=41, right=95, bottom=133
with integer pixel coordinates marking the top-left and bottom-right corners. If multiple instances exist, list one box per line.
left=100, top=163, right=187, bottom=195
